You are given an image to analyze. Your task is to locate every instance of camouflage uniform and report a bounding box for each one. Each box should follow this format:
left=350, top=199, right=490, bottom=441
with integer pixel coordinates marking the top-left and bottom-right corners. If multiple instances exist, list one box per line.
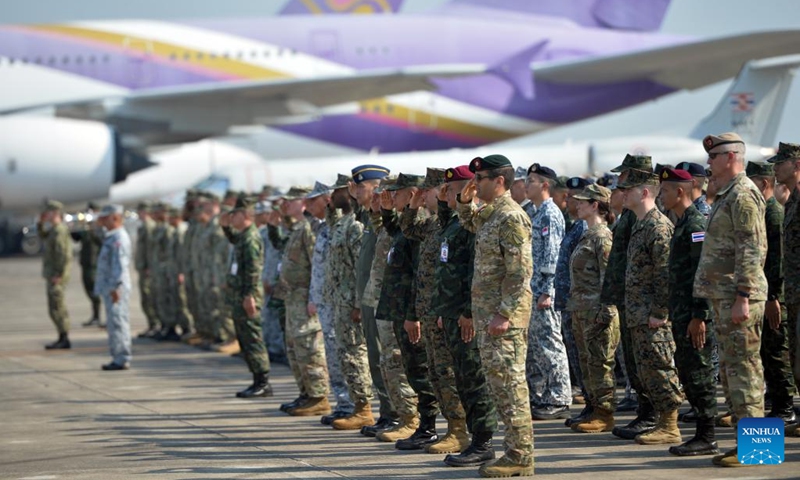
left=694, top=195, right=712, bottom=217
left=170, top=222, right=194, bottom=333
left=668, top=205, right=717, bottom=420
left=555, top=218, right=587, bottom=397
left=457, top=190, right=534, bottom=466
left=401, top=206, right=465, bottom=422
left=146, top=218, right=163, bottom=327
left=785, top=187, right=800, bottom=387
left=201, top=217, right=236, bottom=342
left=262, top=224, right=287, bottom=361
left=325, top=211, right=373, bottom=404
left=436, top=201, right=498, bottom=435
left=41, top=222, right=72, bottom=334
left=626, top=207, right=683, bottom=413
left=72, top=226, right=102, bottom=321
left=568, top=223, right=619, bottom=412
left=152, top=220, right=175, bottom=329
left=183, top=219, right=201, bottom=330
left=695, top=172, right=768, bottom=422
left=95, top=226, right=133, bottom=366
left=528, top=198, right=571, bottom=408
left=135, top=216, right=158, bottom=330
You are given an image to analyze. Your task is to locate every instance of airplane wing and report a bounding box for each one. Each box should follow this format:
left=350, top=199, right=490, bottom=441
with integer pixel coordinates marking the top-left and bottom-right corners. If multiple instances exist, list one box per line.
left=535, top=30, right=800, bottom=90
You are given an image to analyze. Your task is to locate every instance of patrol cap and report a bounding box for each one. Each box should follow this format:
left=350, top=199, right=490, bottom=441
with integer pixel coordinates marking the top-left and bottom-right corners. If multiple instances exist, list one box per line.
left=422, top=167, right=446, bottom=189
left=283, top=186, right=313, bottom=201
left=98, top=204, right=124, bottom=217
left=220, top=204, right=233, bottom=214
left=185, top=189, right=199, bottom=200
left=616, top=169, right=660, bottom=189
left=595, top=173, right=618, bottom=189
left=254, top=201, right=272, bottom=214
left=610, top=154, right=653, bottom=173
left=654, top=163, right=672, bottom=177
left=766, top=142, right=800, bottom=164
left=573, top=184, right=611, bottom=204
left=385, top=173, right=425, bottom=191
left=44, top=200, right=64, bottom=212
left=232, top=194, right=258, bottom=212
left=167, top=206, right=181, bottom=217
left=152, top=201, right=168, bottom=211
left=703, top=132, right=744, bottom=153
left=675, top=161, right=707, bottom=177
left=469, top=154, right=512, bottom=173
left=331, top=173, right=351, bottom=191
left=659, top=167, right=693, bottom=183
left=746, top=161, right=775, bottom=178
left=306, top=181, right=332, bottom=199
left=351, top=164, right=390, bottom=184
left=554, top=175, right=569, bottom=190
left=566, top=177, right=593, bottom=190
left=198, top=191, right=221, bottom=204
left=374, top=175, right=397, bottom=194
left=514, top=166, right=528, bottom=181
left=526, top=163, right=558, bottom=182
left=224, top=189, right=240, bottom=201
left=445, top=165, right=474, bottom=182
left=136, top=201, right=151, bottom=212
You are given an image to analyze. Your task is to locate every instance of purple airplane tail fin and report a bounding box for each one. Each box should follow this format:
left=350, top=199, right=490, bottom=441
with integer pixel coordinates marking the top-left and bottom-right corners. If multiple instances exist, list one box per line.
left=441, top=0, right=671, bottom=31
left=279, top=0, right=404, bottom=15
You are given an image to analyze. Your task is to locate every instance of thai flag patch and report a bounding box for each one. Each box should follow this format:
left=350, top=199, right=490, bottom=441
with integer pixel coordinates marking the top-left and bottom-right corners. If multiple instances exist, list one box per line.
left=542, top=226, right=549, bottom=236
left=691, top=232, right=705, bottom=243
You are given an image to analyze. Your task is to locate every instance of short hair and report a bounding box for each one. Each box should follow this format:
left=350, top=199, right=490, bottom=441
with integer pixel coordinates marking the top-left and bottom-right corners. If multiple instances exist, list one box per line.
left=495, top=166, right=515, bottom=189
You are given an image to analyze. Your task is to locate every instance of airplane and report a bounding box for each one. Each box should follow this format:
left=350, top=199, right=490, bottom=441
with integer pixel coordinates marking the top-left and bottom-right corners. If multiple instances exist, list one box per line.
left=4, top=0, right=800, bottom=211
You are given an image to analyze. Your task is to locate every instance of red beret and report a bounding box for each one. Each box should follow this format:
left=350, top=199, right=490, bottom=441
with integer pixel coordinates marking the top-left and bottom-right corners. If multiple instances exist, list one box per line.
left=445, top=165, right=474, bottom=182
left=659, top=167, right=693, bottom=183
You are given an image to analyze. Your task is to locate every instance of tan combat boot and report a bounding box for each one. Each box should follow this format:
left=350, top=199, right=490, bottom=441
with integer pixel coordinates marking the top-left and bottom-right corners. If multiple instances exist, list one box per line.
left=181, top=332, right=203, bottom=345
left=289, top=397, right=332, bottom=417
left=331, top=401, right=375, bottom=430
left=635, top=410, right=682, bottom=445
left=716, top=412, right=734, bottom=428
left=573, top=408, right=615, bottom=433
left=478, top=455, right=534, bottom=478
left=213, top=340, right=241, bottom=355
left=712, top=447, right=737, bottom=466
left=425, top=418, right=470, bottom=454
left=377, top=414, right=419, bottom=442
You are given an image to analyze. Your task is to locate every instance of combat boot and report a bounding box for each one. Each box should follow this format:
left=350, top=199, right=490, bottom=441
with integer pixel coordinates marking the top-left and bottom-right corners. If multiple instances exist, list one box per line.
left=377, top=414, right=419, bottom=442
left=45, top=333, right=71, bottom=350
left=396, top=414, right=438, bottom=450
left=669, top=417, right=719, bottom=456
left=635, top=410, right=682, bottom=445
left=236, top=373, right=256, bottom=398
left=715, top=411, right=734, bottom=427
left=444, top=431, right=495, bottom=467
left=565, top=404, right=594, bottom=428
left=425, top=418, right=469, bottom=454
left=361, top=416, right=399, bottom=436
left=679, top=406, right=698, bottom=423
left=321, top=409, right=352, bottom=426
left=280, top=394, right=308, bottom=412
left=612, top=401, right=656, bottom=440
left=239, top=373, right=273, bottom=398
left=767, top=397, right=797, bottom=425
left=573, top=408, right=615, bottom=433
left=289, top=397, right=331, bottom=417
left=213, top=339, right=240, bottom=355
left=478, top=455, right=534, bottom=478
left=712, top=447, right=737, bottom=466
left=162, top=327, right=181, bottom=342
left=181, top=332, right=202, bottom=345
left=331, top=401, right=375, bottom=430
left=82, top=317, right=100, bottom=327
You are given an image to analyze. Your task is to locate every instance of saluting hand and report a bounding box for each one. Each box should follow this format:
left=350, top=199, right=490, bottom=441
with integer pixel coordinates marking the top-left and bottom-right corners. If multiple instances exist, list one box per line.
left=438, top=184, right=448, bottom=202
left=405, top=320, right=421, bottom=344
left=488, top=313, right=509, bottom=336
left=409, top=189, right=425, bottom=210
left=460, top=179, right=477, bottom=203
left=687, top=318, right=706, bottom=350
left=380, top=190, right=393, bottom=210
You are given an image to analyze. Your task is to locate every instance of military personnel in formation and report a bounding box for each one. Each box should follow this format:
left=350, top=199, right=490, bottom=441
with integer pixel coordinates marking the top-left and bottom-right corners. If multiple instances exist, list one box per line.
left=38, top=200, right=73, bottom=350
left=526, top=163, right=571, bottom=420
left=457, top=154, right=534, bottom=478
left=552, top=176, right=572, bottom=231
left=675, top=162, right=712, bottom=217
left=150, top=203, right=177, bottom=340
left=181, top=191, right=203, bottom=345
left=746, top=161, right=796, bottom=425
left=604, top=155, right=656, bottom=439
left=71, top=202, right=103, bottom=327
left=775, top=182, right=792, bottom=206
left=95, top=205, right=133, bottom=371
left=135, top=202, right=159, bottom=338
left=657, top=168, right=719, bottom=456
left=325, top=175, right=375, bottom=430
left=511, top=166, right=535, bottom=219
left=401, top=167, right=468, bottom=454
left=695, top=133, right=768, bottom=467
left=436, top=165, right=498, bottom=468
left=556, top=177, right=591, bottom=411
left=168, top=207, right=194, bottom=337
left=224, top=195, right=274, bottom=398
left=567, top=184, right=619, bottom=434
left=351, top=164, right=396, bottom=435
left=261, top=197, right=288, bottom=366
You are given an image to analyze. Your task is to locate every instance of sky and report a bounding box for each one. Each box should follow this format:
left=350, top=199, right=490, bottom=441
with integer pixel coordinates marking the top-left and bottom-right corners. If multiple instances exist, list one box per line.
left=2, top=0, right=799, bottom=147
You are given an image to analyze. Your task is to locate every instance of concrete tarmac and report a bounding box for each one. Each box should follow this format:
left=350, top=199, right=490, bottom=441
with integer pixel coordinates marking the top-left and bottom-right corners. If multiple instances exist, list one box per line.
left=0, top=256, right=797, bottom=479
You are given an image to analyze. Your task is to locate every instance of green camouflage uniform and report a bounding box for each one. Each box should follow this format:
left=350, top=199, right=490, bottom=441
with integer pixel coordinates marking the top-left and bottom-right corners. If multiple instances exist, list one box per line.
left=146, top=219, right=164, bottom=327
left=201, top=217, right=236, bottom=342
left=695, top=172, right=768, bottom=422
left=72, top=226, right=102, bottom=320
left=152, top=221, right=175, bottom=328
left=169, top=222, right=194, bottom=333
left=182, top=220, right=200, bottom=330
left=41, top=222, right=72, bottom=334
left=457, top=191, right=534, bottom=466
left=784, top=187, right=800, bottom=387
left=135, top=216, right=159, bottom=330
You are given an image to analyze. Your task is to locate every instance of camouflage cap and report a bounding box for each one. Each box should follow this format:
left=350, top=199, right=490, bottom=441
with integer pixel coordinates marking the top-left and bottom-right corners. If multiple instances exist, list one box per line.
left=185, top=189, right=199, bottom=199
left=224, top=189, right=240, bottom=200
left=422, top=167, right=446, bottom=189
left=610, top=154, right=653, bottom=173
left=654, top=163, right=673, bottom=177
left=469, top=154, right=512, bottom=173
left=703, top=132, right=744, bottom=153
left=98, top=204, right=124, bottom=217
left=283, top=186, right=313, bottom=200
left=232, top=194, right=258, bottom=212
left=220, top=204, right=233, bottom=214
left=554, top=175, right=569, bottom=190
left=254, top=201, right=272, bottom=214
left=167, top=206, right=181, bottom=217
left=573, top=184, right=611, bottom=204
left=445, top=166, right=474, bottom=182
left=385, top=173, right=425, bottom=191
left=152, top=201, right=168, bottom=211
left=198, top=191, right=221, bottom=203
left=514, top=166, right=528, bottom=181
left=746, top=161, right=775, bottom=178
left=766, top=142, right=800, bottom=164
left=44, top=200, right=64, bottom=212
left=331, top=173, right=351, bottom=190
left=306, top=181, right=332, bottom=199
left=374, top=175, right=397, bottom=194
left=616, top=169, right=660, bottom=189
left=136, top=201, right=151, bottom=212
left=595, top=173, right=618, bottom=189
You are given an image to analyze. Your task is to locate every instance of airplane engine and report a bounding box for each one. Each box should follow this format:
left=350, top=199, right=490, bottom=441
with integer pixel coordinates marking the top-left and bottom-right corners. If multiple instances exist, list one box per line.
left=0, top=116, right=151, bottom=210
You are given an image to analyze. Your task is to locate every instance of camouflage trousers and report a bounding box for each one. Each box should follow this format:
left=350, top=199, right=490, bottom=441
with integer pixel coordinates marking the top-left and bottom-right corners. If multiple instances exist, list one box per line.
left=713, top=298, right=765, bottom=423
left=319, top=303, right=353, bottom=412
left=561, top=311, right=584, bottom=395
left=46, top=281, right=70, bottom=334
left=231, top=300, right=270, bottom=375
left=81, top=266, right=101, bottom=320
left=169, top=276, right=194, bottom=333
left=788, top=302, right=800, bottom=392
left=475, top=324, right=533, bottom=465
left=393, top=320, right=440, bottom=418
left=630, top=324, right=683, bottom=412
left=102, top=290, right=132, bottom=365
left=376, top=318, right=418, bottom=417
left=137, top=272, right=159, bottom=330
left=154, top=269, right=176, bottom=329
left=571, top=307, right=620, bottom=412
left=526, top=306, right=572, bottom=407
left=205, top=286, right=235, bottom=343
left=442, top=316, right=498, bottom=434
left=332, top=304, right=373, bottom=404
left=262, top=296, right=287, bottom=360
left=421, top=316, right=465, bottom=421
left=619, top=308, right=649, bottom=407
left=362, top=306, right=394, bottom=419
left=671, top=315, right=718, bottom=420
left=285, top=288, right=329, bottom=399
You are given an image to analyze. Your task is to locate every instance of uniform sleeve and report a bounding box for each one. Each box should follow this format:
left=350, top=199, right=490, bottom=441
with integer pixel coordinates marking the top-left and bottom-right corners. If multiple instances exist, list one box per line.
left=381, top=208, right=400, bottom=236
left=456, top=200, right=479, bottom=233
left=764, top=201, right=784, bottom=301
left=304, top=223, right=317, bottom=265
left=462, top=230, right=475, bottom=319
left=53, top=228, right=71, bottom=277
left=267, top=224, right=288, bottom=251
left=649, top=223, right=672, bottom=320
left=595, top=231, right=612, bottom=289
left=345, top=220, right=365, bottom=309
left=687, top=217, right=712, bottom=321
left=498, top=213, right=533, bottom=318
left=399, top=207, right=427, bottom=241
left=212, top=234, right=229, bottom=287
left=537, top=209, right=563, bottom=297
left=241, top=234, right=263, bottom=298
left=732, top=192, right=767, bottom=293
left=110, top=240, right=124, bottom=290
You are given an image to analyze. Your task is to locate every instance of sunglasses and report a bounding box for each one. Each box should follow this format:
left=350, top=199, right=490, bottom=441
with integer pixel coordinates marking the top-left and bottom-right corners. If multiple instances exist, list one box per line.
left=708, top=151, right=737, bottom=159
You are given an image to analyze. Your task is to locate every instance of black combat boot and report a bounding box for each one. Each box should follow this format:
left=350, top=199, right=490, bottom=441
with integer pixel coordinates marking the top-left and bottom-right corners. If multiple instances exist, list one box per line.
left=280, top=394, right=309, bottom=412
left=679, top=406, right=698, bottom=423
left=565, top=404, right=594, bottom=427
left=239, top=373, right=273, bottom=398
left=360, top=416, right=398, bottom=436
left=321, top=409, right=353, bottom=426
left=45, top=333, right=71, bottom=350
left=612, top=400, right=656, bottom=440
left=444, top=431, right=495, bottom=467
left=767, top=396, right=797, bottom=425
left=669, top=417, right=719, bottom=456
left=395, top=414, right=438, bottom=450
left=236, top=373, right=257, bottom=398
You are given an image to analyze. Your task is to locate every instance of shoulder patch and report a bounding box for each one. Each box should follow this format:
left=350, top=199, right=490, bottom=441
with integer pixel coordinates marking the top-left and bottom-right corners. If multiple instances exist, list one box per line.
left=501, top=216, right=528, bottom=247
left=691, top=232, right=705, bottom=243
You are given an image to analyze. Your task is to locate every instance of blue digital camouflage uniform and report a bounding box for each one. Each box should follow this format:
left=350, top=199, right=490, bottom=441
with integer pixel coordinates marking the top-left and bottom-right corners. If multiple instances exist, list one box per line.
left=95, top=226, right=133, bottom=366
left=528, top=198, right=572, bottom=408
left=555, top=218, right=587, bottom=397
left=261, top=224, right=286, bottom=362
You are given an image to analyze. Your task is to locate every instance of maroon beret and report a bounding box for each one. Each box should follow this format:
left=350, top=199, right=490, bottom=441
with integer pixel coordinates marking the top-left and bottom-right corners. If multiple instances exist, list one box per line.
left=659, top=167, right=693, bottom=183
left=445, top=165, right=474, bottom=182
